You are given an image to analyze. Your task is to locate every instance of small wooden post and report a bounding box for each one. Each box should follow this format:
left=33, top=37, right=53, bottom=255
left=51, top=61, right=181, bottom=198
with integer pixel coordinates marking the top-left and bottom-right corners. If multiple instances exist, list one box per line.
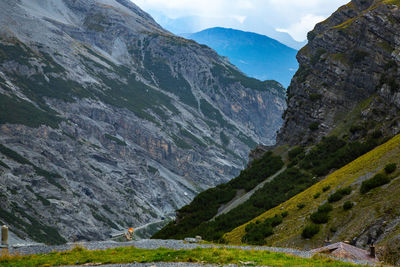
left=369, top=244, right=376, bottom=258
left=1, top=225, right=8, bottom=246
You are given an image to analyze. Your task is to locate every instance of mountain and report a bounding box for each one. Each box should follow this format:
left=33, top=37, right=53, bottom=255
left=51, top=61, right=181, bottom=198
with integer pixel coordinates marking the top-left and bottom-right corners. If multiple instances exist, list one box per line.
left=150, top=14, right=306, bottom=50
left=184, top=27, right=299, bottom=87
left=154, top=0, right=400, bottom=262
left=0, top=0, right=286, bottom=243
left=277, top=0, right=400, bottom=146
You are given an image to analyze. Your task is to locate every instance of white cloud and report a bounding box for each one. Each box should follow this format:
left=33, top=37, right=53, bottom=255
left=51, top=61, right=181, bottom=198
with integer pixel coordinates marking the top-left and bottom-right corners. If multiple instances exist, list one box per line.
left=132, top=0, right=349, bottom=41
left=276, top=14, right=326, bottom=42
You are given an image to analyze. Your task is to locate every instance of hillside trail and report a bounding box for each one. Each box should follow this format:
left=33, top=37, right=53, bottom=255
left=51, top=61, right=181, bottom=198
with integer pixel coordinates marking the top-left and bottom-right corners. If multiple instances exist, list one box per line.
left=211, top=167, right=287, bottom=221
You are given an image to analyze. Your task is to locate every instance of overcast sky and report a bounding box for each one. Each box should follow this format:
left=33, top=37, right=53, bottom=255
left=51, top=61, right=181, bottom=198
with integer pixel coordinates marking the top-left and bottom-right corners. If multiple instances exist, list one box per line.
left=132, top=0, right=349, bottom=42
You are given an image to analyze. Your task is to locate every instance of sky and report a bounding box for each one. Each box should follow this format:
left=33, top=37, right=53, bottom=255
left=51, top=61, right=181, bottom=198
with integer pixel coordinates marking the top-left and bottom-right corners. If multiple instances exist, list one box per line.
left=132, top=0, right=349, bottom=42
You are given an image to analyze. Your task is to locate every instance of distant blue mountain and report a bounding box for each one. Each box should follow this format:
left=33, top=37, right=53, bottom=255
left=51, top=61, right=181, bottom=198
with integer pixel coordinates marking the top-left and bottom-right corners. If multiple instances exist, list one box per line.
left=184, top=27, right=299, bottom=87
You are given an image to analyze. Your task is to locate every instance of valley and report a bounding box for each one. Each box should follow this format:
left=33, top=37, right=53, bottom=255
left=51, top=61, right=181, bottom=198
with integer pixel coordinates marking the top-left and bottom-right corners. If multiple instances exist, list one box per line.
left=1, top=0, right=400, bottom=266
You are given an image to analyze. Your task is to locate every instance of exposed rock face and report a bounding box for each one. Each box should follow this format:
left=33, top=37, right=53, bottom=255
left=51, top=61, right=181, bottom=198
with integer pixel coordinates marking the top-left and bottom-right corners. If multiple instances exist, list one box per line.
left=277, top=0, right=400, bottom=145
left=0, top=0, right=286, bottom=243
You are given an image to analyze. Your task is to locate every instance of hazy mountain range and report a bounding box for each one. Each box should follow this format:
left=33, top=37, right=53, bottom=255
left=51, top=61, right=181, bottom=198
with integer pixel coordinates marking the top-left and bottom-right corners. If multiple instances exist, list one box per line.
left=183, top=27, right=299, bottom=87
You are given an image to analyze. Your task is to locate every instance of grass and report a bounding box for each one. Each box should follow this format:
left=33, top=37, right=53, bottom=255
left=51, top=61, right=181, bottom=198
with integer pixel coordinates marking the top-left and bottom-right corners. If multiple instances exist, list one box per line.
left=224, top=133, right=400, bottom=247
left=0, top=246, right=361, bottom=267
left=0, top=144, right=65, bottom=191
left=104, top=134, right=127, bottom=146
left=0, top=93, right=61, bottom=128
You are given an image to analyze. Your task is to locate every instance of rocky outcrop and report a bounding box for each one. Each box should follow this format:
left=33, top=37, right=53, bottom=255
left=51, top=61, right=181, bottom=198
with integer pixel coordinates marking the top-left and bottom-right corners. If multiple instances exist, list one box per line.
left=0, top=0, right=286, bottom=243
left=277, top=0, right=400, bottom=145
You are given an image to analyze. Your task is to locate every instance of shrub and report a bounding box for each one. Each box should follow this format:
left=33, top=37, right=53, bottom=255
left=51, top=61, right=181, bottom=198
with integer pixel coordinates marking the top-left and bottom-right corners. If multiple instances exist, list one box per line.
left=385, top=163, right=397, bottom=174
left=281, top=211, right=288, bottom=218
left=322, top=185, right=331, bottom=192
left=310, top=211, right=330, bottom=224
left=330, top=226, right=338, bottom=233
left=302, top=224, right=320, bottom=239
left=328, top=187, right=352, bottom=203
left=288, top=146, right=305, bottom=161
left=318, top=203, right=333, bottom=213
left=343, top=201, right=354, bottom=210
left=297, top=203, right=306, bottom=210
left=309, top=122, right=319, bottom=131
left=313, top=192, right=321, bottom=199
left=371, top=130, right=383, bottom=139
left=351, top=50, right=369, bottom=63
left=309, top=93, right=322, bottom=101
left=360, top=173, right=390, bottom=194
left=242, top=215, right=283, bottom=245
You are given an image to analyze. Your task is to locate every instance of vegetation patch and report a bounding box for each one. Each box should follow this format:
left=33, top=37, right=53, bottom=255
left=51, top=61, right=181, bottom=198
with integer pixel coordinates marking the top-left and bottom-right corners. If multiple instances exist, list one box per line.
left=200, top=99, right=233, bottom=130
left=220, top=131, right=230, bottom=146
left=302, top=224, right=320, bottom=239
left=296, top=136, right=378, bottom=177
left=0, top=93, right=61, bottom=128
left=343, top=201, right=354, bottom=210
left=144, top=53, right=197, bottom=108
left=224, top=134, right=400, bottom=246
left=310, top=203, right=333, bottom=224
left=104, top=134, right=127, bottom=146
left=0, top=246, right=357, bottom=267
left=153, top=152, right=284, bottom=241
left=328, top=187, right=352, bottom=203
left=0, top=204, right=66, bottom=245
left=211, top=64, right=285, bottom=95
left=0, top=159, right=10, bottom=169
left=360, top=173, right=390, bottom=194
left=242, top=215, right=283, bottom=245
left=385, top=163, right=397, bottom=174
left=0, top=144, right=65, bottom=191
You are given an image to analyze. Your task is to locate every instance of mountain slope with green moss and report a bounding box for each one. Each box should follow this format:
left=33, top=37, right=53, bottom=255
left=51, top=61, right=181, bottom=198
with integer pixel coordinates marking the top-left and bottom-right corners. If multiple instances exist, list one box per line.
left=225, top=133, right=400, bottom=264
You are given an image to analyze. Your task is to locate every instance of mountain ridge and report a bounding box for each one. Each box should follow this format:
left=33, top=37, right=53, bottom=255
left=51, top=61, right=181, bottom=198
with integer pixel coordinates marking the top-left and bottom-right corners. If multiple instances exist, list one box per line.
left=184, top=27, right=299, bottom=87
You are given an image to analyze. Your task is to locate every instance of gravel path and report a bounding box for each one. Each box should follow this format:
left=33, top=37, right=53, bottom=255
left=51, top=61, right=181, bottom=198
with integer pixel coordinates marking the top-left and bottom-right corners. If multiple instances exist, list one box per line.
left=9, top=239, right=376, bottom=266
left=213, top=168, right=287, bottom=219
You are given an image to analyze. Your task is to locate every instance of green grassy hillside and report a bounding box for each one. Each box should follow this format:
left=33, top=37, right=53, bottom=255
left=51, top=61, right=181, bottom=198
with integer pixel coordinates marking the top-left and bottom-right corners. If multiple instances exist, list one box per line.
left=225, top=133, right=400, bottom=258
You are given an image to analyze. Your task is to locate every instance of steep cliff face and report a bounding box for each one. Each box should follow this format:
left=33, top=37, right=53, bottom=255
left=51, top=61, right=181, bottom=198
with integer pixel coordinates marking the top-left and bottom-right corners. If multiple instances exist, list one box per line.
left=0, top=0, right=286, bottom=243
left=277, top=0, right=400, bottom=146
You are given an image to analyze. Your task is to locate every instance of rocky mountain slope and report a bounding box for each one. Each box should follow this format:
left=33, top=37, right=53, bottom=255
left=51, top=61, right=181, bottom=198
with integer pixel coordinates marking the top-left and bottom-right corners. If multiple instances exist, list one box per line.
left=0, top=0, right=286, bottom=243
left=277, top=0, right=400, bottom=146
left=184, top=27, right=298, bottom=87
left=155, top=1, right=400, bottom=263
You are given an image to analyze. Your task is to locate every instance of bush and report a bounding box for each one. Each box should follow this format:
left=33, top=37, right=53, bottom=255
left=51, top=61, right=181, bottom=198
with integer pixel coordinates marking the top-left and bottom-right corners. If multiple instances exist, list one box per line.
left=360, top=173, right=390, bottom=194
left=310, top=211, right=330, bottom=224
left=343, top=201, right=354, bottom=210
left=385, top=163, right=397, bottom=174
left=242, top=215, right=283, bottom=245
left=322, top=185, right=331, bottom=192
left=313, top=192, right=321, bottom=199
left=288, top=146, right=305, bottom=161
left=309, top=93, right=322, bottom=101
left=302, top=224, right=320, bottom=239
left=330, top=226, right=338, bottom=233
left=328, top=187, right=352, bottom=203
left=318, top=203, right=333, bottom=213
left=297, top=203, right=306, bottom=210
left=281, top=211, right=289, bottom=218
left=309, top=122, right=319, bottom=131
